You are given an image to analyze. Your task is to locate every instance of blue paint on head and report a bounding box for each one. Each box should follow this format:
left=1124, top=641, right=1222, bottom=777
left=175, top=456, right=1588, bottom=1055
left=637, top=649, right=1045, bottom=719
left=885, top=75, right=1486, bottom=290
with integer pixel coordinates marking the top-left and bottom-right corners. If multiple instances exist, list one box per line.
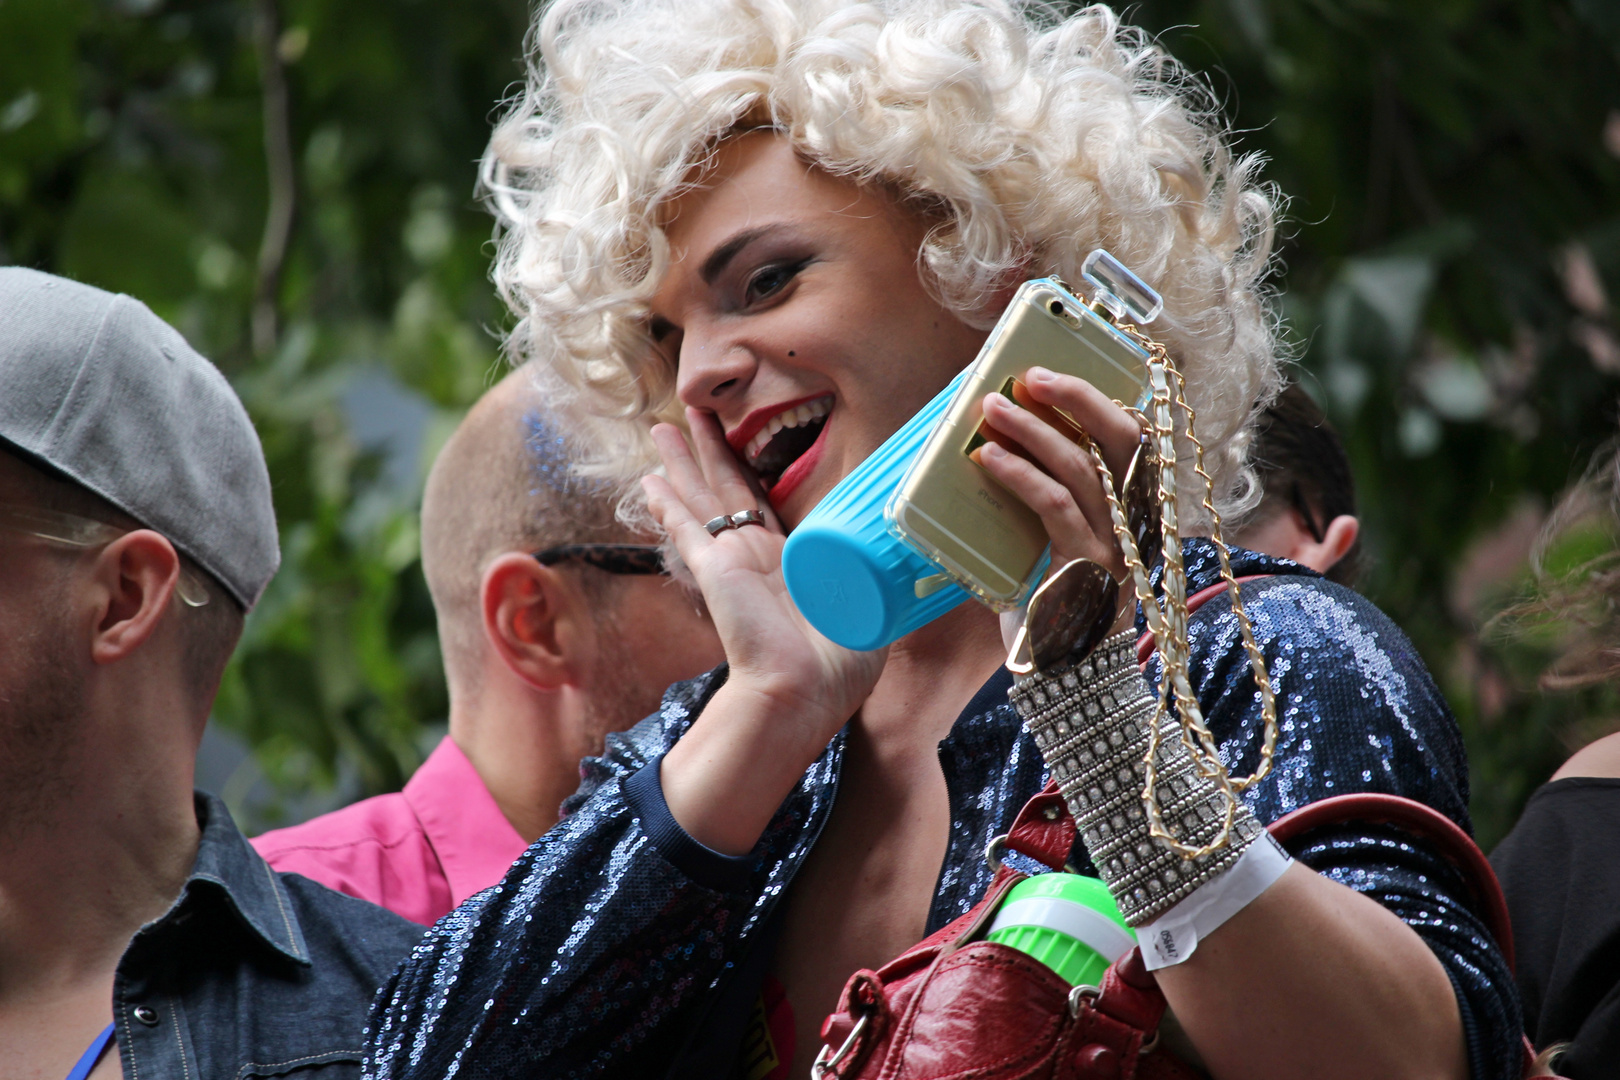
left=523, top=408, right=605, bottom=499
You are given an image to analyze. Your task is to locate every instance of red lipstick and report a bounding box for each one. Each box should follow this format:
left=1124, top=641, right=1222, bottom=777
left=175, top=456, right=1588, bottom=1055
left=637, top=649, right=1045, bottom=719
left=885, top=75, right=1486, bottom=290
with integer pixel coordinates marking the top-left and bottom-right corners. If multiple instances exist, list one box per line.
left=766, top=415, right=831, bottom=511
left=725, top=393, right=832, bottom=457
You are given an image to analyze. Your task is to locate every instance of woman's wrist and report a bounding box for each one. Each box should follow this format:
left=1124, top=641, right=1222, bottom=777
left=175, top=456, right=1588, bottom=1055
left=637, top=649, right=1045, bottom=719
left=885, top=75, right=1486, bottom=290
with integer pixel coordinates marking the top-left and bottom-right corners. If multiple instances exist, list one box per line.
left=722, top=665, right=864, bottom=739
left=1010, top=633, right=1267, bottom=928
left=659, top=679, right=848, bottom=856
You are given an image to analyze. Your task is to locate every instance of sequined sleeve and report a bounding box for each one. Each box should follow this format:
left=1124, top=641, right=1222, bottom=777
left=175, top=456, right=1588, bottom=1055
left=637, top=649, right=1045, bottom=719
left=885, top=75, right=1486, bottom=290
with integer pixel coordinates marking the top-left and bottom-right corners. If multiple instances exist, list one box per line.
left=362, top=668, right=769, bottom=1080
left=1151, top=561, right=1522, bottom=1080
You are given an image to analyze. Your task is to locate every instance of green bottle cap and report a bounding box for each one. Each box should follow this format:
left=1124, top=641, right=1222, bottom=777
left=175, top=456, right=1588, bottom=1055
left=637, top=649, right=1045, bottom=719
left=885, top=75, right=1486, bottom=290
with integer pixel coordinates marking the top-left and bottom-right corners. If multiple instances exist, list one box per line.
left=985, top=872, right=1133, bottom=988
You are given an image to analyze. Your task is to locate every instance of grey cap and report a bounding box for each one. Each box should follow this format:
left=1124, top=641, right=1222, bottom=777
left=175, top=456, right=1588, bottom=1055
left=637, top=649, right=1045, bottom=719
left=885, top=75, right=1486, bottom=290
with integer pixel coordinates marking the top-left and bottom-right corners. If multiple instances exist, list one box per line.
left=0, top=268, right=278, bottom=609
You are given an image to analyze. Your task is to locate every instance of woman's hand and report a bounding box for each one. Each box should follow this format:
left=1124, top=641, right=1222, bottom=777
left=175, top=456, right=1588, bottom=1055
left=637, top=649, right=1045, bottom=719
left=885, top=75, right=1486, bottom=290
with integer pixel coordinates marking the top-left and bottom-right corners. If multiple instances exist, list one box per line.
left=643, top=408, right=885, bottom=726
left=974, top=367, right=1144, bottom=649
left=643, top=407, right=886, bottom=854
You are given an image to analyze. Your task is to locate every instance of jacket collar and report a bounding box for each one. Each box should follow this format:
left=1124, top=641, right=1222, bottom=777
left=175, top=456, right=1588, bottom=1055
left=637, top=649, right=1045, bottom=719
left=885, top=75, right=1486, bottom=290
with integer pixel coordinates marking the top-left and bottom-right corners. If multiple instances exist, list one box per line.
left=170, top=791, right=311, bottom=965
left=1137, top=539, right=1318, bottom=632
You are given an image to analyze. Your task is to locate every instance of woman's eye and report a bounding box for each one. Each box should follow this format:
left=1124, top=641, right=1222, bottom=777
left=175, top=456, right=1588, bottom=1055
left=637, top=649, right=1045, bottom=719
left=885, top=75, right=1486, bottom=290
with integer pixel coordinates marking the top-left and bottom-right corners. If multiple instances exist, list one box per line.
left=743, top=260, right=807, bottom=306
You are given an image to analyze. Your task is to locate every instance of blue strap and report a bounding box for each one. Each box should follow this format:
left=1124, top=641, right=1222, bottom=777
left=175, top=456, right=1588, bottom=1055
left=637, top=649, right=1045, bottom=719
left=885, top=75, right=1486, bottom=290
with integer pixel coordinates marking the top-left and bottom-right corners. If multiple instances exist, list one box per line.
left=65, top=1023, right=115, bottom=1080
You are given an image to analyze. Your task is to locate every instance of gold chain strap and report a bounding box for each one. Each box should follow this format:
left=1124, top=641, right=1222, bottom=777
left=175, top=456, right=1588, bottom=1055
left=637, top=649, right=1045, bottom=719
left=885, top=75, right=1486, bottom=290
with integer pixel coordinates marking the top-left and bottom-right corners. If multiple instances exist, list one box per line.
left=1086, top=325, right=1279, bottom=859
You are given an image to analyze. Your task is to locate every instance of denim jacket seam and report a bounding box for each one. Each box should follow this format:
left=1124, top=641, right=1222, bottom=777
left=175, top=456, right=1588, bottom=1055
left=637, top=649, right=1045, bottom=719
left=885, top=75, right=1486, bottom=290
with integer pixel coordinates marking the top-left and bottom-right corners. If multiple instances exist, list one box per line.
left=167, top=996, right=193, bottom=1080
left=116, top=972, right=139, bottom=1080
left=233, top=1049, right=365, bottom=1079
left=258, top=856, right=306, bottom=960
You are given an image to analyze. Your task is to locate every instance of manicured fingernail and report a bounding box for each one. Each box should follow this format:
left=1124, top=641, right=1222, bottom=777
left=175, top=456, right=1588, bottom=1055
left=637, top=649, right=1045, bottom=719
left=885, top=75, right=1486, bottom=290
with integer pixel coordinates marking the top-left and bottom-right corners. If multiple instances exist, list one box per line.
left=1030, top=366, right=1054, bottom=382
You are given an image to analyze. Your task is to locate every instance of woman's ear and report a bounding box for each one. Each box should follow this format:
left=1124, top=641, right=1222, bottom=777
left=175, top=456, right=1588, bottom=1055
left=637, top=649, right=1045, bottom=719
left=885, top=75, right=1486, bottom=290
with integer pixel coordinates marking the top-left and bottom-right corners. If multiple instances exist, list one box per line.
left=480, top=553, right=594, bottom=692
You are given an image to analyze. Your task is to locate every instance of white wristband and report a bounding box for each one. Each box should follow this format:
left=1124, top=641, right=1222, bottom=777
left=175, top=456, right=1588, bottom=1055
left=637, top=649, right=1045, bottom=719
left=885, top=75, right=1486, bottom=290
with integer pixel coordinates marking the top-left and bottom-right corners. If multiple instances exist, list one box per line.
left=1135, top=832, right=1293, bottom=970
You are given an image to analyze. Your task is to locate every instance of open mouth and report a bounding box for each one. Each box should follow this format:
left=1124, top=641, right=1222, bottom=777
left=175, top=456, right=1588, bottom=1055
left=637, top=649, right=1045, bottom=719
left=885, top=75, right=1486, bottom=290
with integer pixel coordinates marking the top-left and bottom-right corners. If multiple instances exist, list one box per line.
left=738, top=396, right=833, bottom=490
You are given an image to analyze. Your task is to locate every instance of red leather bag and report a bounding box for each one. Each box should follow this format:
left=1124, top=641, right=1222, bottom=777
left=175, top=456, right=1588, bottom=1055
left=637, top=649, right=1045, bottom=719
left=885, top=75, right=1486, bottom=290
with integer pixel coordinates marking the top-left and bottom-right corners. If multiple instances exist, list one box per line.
left=814, top=783, right=1542, bottom=1080
left=813, top=781, right=1196, bottom=1079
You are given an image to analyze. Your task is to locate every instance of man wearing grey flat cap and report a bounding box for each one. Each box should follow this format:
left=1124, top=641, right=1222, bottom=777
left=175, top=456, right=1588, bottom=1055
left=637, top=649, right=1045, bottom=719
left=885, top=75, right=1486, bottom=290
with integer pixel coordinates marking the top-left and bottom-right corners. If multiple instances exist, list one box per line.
left=0, top=268, right=422, bottom=1080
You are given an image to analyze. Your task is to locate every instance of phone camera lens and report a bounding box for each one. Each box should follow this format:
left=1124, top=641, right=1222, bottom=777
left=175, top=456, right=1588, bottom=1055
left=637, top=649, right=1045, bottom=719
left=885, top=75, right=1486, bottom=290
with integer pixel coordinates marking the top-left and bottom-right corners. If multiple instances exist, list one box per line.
left=1049, top=300, right=1065, bottom=316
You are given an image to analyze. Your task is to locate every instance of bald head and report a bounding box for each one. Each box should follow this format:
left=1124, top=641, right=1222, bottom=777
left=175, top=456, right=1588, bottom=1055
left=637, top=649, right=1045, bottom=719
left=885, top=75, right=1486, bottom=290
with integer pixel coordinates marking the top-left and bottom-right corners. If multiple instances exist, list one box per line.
left=421, top=369, right=625, bottom=692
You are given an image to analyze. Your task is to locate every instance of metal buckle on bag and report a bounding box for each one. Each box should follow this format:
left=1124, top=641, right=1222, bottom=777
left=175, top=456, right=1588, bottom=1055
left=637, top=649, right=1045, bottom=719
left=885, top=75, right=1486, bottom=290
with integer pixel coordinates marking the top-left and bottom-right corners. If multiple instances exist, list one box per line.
left=985, top=833, right=1012, bottom=874
left=810, top=1012, right=870, bottom=1079
left=985, top=832, right=1080, bottom=876
left=1066, top=985, right=1164, bottom=1053
left=1066, top=983, right=1101, bottom=1019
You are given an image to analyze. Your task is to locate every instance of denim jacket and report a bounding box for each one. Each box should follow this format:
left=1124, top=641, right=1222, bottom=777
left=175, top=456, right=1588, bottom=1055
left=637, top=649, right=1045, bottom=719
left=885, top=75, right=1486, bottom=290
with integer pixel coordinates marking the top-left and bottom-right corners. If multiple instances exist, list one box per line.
left=364, top=543, right=1522, bottom=1080
left=111, top=792, right=423, bottom=1079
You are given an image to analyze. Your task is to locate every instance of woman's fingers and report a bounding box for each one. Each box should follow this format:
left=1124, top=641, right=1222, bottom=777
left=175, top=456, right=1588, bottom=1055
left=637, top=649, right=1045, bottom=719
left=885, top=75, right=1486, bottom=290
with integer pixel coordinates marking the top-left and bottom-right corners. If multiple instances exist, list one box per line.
left=1023, top=367, right=1144, bottom=479
left=976, top=439, right=1121, bottom=574
left=642, top=473, right=742, bottom=589
left=648, top=421, right=785, bottom=589
left=981, top=391, right=1115, bottom=535
left=651, top=422, right=729, bottom=526
left=641, top=473, right=710, bottom=545
left=686, top=408, right=777, bottom=531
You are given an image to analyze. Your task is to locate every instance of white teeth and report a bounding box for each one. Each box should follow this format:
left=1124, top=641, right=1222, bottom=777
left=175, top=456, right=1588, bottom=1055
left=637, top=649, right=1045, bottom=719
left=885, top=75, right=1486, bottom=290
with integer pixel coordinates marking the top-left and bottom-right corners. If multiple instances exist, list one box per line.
left=745, top=397, right=833, bottom=466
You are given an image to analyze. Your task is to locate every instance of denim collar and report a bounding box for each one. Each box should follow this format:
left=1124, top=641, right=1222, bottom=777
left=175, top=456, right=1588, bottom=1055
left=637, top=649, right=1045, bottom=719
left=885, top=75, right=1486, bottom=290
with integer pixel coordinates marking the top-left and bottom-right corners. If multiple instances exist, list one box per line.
left=165, top=791, right=311, bottom=965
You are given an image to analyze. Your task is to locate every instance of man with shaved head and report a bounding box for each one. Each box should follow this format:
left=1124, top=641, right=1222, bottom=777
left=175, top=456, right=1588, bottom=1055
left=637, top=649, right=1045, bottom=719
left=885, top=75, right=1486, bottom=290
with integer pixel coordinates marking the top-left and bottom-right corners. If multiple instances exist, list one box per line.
left=253, top=369, right=723, bottom=924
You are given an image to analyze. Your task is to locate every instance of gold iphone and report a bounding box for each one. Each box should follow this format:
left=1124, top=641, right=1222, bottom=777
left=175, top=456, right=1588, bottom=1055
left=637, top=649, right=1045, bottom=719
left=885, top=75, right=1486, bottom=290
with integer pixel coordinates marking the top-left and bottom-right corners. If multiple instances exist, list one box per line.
left=886, top=278, right=1151, bottom=608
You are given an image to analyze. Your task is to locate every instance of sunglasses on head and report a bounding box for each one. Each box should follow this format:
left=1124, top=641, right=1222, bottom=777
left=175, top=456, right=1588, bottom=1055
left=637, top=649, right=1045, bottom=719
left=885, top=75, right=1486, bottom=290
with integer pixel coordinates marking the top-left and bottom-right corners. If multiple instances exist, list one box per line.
left=0, top=503, right=212, bottom=606
left=532, top=543, right=667, bottom=576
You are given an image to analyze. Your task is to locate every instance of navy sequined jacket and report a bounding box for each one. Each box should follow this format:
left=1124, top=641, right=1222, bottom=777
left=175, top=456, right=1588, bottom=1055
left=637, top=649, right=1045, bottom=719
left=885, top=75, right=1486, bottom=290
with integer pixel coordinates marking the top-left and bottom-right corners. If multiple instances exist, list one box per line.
left=364, top=542, right=1521, bottom=1080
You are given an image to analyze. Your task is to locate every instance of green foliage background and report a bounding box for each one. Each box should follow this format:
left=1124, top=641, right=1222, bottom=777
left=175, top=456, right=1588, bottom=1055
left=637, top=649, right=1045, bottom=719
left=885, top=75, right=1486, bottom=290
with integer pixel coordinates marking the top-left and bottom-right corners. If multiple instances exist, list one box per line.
left=3, top=0, right=1618, bottom=845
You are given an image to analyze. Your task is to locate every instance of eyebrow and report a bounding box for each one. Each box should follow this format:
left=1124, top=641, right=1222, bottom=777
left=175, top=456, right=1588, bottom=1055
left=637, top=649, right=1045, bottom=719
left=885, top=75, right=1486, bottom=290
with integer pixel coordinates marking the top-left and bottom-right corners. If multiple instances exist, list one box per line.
left=699, top=225, right=780, bottom=285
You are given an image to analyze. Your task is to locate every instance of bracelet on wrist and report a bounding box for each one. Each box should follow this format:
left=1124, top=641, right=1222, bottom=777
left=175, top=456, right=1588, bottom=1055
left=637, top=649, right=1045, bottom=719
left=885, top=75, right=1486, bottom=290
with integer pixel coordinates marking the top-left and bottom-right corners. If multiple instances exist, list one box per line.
left=1010, top=631, right=1279, bottom=933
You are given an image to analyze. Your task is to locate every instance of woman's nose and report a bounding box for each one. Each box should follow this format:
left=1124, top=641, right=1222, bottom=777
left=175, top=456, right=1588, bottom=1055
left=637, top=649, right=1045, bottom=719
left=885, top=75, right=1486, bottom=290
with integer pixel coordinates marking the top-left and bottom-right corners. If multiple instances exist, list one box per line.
left=674, top=326, right=756, bottom=408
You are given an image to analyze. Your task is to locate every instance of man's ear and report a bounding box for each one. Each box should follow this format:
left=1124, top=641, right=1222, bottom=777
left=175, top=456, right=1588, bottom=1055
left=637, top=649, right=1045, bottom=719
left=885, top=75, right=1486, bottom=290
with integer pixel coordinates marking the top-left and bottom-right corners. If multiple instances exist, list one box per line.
left=481, top=552, right=593, bottom=692
left=89, top=530, right=183, bottom=666
left=1292, top=514, right=1360, bottom=577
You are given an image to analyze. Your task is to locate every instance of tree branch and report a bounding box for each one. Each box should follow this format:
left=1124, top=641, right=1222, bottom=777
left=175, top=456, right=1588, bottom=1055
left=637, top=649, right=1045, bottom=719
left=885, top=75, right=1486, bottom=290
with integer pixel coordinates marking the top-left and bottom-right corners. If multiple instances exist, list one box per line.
left=253, top=0, right=295, bottom=359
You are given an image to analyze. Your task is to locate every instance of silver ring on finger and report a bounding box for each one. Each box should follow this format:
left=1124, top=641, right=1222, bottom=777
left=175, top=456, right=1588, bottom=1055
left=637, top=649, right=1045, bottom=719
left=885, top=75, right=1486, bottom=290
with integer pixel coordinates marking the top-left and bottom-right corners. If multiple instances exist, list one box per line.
left=728, top=509, right=766, bottom=529
left=704, top=515, right=736, bottom=536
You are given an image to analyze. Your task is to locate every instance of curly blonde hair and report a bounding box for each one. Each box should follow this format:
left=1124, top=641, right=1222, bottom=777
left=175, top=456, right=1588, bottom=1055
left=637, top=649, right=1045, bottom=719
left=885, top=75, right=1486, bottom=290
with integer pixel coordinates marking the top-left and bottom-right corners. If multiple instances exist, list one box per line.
left=484, top=0, right=1284, bottom=527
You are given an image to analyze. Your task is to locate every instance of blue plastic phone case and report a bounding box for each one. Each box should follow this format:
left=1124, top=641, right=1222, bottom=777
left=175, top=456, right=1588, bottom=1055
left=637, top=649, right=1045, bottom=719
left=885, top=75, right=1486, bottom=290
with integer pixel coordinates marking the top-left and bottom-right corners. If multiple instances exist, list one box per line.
left=781, top=369, right=971, bottom=651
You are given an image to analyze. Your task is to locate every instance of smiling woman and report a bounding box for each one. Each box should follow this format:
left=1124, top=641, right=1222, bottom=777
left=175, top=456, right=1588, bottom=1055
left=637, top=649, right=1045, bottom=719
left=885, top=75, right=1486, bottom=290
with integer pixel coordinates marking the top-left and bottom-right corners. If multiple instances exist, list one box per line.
left=646, top=132, right=988, bottom=524
left=361, top=4, right=1525, bottom=1080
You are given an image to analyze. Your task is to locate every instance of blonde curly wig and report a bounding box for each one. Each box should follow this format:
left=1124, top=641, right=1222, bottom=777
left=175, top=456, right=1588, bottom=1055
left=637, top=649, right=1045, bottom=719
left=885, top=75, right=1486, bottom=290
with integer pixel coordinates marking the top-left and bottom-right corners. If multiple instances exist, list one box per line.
left=484, top=0, right=1285, bottom=528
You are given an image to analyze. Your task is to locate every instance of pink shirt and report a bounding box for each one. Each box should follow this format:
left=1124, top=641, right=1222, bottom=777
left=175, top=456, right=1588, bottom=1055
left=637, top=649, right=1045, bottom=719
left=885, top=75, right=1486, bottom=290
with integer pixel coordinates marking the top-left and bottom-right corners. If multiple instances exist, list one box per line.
left=250, top=736, right=529, bottom=926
